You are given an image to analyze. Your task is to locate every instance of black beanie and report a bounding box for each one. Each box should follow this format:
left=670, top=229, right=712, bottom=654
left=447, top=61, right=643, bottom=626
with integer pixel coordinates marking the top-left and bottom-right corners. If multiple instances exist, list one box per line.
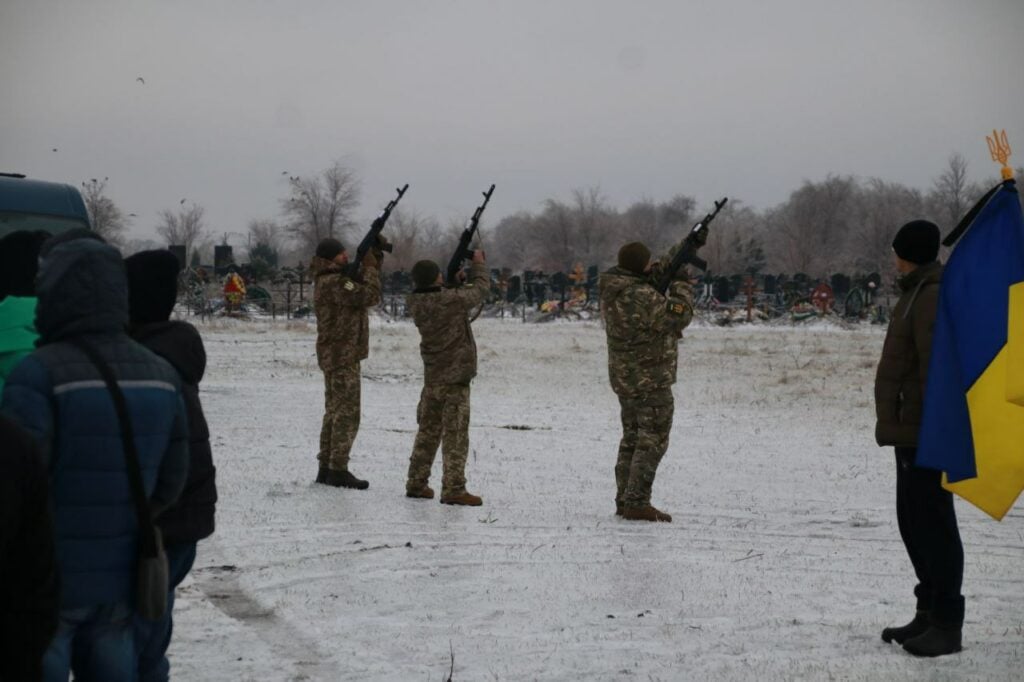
left=124, top=249, right=182, bottom=324
left=315, top=238, right=344, bottom=261
left=617, top=242, right=652, bottom=274
left=0, top=230, right=50, bottom=298
left=411, top=260, right=441, bottom=289
left=892, top=220, right=940, bottom=265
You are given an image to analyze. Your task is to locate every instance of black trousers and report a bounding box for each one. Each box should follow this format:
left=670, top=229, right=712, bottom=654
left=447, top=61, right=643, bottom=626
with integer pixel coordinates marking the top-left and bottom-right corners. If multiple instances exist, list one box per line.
left=895, top=447, right=965, bottom=627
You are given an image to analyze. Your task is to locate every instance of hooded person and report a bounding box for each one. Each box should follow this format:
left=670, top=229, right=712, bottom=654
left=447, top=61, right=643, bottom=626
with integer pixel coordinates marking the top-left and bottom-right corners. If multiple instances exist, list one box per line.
left=597, top=241, right=695, bottom=522
left=310, top=237, right=381, bottom=488
left=0, top=230, right=51, bottom=392
left=124, top=249, right=218, bottom=682
left=1, top=231, right=189, bottom=681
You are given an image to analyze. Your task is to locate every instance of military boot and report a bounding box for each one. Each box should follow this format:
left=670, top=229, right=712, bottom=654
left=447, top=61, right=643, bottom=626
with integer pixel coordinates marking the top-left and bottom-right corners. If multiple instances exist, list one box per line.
left=615, top=502, right=624, bottom=516
left=902, top=626, right=962, bottom=657
left=622, top=505, right=672, bottom=522
left=440, top=491, right=483, bottom=506
left=406, top=485, right=435, bottom=499
left=325, top=469, right=369, bottom=490
left=881, top=611, right=929, bottom=644
left=315, top=465, right=329, bottom=484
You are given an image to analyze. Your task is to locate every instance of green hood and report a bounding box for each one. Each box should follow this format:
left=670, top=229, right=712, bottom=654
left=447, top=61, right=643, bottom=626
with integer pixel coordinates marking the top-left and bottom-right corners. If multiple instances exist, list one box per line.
left=0, top=295, right=39, bottom=390
left=0, top=296, right=38, bottom=354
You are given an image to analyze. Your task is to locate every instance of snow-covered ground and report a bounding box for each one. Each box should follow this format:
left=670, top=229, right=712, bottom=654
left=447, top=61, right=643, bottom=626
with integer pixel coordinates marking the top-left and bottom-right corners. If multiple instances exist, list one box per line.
left=170, top=316, right=1024, bottom=681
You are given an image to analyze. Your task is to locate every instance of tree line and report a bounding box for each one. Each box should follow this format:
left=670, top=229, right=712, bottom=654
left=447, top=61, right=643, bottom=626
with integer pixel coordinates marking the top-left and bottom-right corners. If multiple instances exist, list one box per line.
left=86, top=155, right=1022, bottom=279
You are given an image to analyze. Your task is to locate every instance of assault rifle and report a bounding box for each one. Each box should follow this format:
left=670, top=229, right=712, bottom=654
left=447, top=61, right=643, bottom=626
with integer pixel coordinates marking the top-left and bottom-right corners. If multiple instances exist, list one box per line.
left=346, top=183, right=408, bottom=278
left=654, top=197, right=728, bottom=294
left=445, top=183, right=495, bottom=284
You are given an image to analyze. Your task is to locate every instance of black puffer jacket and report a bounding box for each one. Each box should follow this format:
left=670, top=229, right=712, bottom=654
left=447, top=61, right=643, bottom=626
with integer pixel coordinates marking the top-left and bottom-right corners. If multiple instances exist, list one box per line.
left=131, top=320, right=217, bottom=546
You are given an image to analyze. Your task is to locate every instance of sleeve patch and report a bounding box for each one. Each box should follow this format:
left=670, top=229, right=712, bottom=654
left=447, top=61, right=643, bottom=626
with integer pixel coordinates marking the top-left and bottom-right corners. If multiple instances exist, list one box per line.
left=344, top=281, right=356, bottom=291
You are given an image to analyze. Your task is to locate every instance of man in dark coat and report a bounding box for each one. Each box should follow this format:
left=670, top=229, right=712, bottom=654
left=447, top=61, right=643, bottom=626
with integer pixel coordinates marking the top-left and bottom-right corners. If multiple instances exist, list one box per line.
left=125, top=249, right=218, bottom=682
left=875, top=219, right=964, bottom=657
left=1, top=232, right=189, bottom=681
left=0, top=415, right=59, bottom=682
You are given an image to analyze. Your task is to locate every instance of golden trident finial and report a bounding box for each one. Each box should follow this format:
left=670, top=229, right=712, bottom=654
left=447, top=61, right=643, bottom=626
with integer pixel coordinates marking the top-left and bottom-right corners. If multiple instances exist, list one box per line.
left=986, top=129, right=1013, bottom=181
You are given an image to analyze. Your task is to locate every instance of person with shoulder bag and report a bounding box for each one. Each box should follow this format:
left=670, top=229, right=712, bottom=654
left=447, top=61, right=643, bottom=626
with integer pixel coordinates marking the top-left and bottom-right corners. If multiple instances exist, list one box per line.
left=1, top=232, right=188, bottom=682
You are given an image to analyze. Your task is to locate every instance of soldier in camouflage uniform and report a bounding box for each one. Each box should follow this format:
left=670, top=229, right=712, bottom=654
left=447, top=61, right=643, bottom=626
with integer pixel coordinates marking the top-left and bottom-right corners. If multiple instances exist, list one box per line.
left=404, top=251, right=489, bottom=506
left=311, top=237, right=381, bottom=489
left=599, top=242, right=694, bottom=522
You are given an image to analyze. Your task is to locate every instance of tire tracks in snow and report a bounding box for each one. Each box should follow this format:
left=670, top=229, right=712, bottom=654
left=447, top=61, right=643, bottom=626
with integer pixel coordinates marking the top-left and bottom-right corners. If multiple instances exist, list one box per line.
left=192, top=547, right=337, bottom=681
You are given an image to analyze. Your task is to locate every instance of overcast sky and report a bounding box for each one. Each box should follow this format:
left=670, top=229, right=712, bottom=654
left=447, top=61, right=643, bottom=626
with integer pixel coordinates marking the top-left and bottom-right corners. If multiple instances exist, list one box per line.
left=3, top=0, right=1023, bottom=247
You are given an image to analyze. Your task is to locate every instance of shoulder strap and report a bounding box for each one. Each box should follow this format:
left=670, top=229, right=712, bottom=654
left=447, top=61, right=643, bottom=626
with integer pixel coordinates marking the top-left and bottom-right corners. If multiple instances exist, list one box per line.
left=69, top=338, right=159, bottom=557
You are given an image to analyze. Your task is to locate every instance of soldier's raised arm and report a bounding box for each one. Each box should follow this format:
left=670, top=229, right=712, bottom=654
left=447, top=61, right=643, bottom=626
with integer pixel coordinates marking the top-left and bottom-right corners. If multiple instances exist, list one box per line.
left=452, top=250, right=490, bottom=312
left=337, top=252, right=382, bottom=309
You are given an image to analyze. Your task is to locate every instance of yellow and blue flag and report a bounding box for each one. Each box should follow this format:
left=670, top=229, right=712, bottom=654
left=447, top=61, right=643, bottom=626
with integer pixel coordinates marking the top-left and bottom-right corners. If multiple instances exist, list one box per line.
left=916, top=179, right=1024, bottom=520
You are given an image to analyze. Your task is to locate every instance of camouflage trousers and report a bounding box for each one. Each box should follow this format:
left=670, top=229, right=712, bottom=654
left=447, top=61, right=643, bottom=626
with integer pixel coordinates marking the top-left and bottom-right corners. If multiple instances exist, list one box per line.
left=406, top=383, right=471, bottom=497
left=615, top=388, right=674, bottom=508
left=318, top=362, right=361, bottom=471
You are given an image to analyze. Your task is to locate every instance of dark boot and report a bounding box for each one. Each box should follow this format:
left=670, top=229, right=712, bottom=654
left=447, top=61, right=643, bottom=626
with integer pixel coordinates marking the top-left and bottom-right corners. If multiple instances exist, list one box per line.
left=315, top=465, right=329, bottom=484
left=615, top=502, right=624, bottom=516
left=325, top=469, right=369, bottom=490
left=622, top=505, right=672, bottom=522
left=440, top=491, right=483, bottom=506
left=406, top=485, right=435, bottom=499
left=903, top=625, right=962, bottom=657
left=881, top=611, right=929, bottom=644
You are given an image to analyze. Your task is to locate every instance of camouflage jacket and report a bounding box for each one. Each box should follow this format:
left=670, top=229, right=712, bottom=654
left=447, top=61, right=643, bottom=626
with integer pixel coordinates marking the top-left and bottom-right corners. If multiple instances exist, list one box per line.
left=311, top=256, right=381, bottom=370
left=406, top=262, right=489, bottom=385
left=599, top=266, right=694, bottom=399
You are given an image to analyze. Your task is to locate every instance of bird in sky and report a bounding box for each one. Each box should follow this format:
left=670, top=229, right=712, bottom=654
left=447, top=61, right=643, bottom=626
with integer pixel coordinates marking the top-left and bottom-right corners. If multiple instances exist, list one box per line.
left=180, top=198, right=186, bottom=205
left=136, top=76, right=145, bottom=84
left=281, top=171, right=288, bottom=175
left=129, top=213, right=137, bottom=217
left=51, top=148, right=58, bottom=152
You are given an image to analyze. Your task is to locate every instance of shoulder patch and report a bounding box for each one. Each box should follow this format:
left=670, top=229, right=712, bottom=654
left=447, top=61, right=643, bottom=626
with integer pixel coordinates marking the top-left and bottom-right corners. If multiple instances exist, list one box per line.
left=344, top=281, right=355, bottom=291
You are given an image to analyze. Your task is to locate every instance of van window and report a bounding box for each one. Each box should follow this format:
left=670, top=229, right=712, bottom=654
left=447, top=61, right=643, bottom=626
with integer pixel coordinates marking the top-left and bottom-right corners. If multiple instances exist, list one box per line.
left=0, top=211, right=90, bottom=238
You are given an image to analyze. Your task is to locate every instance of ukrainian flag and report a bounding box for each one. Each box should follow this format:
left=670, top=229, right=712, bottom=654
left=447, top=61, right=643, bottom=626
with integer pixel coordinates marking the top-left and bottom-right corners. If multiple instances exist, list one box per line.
left=916, top=179, right=1024, bottom=520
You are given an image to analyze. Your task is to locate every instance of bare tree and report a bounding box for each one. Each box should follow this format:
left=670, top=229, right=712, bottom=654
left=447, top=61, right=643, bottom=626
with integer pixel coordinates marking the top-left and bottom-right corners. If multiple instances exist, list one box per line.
left=383, top=208, right=445, bottom=271
left=620, top=194, right=696, bottom=260
left=489, top=212, right=536, bottom=271
left=849, top=179, right=924, bottom=274
left=81, top=178, right=129, bottom=247
left=156, top=203, right=207, bottom=263
left=766, top=175, right=857, bottom=276
left=281, top=161, right=360, bottom=255
left=244, top=219, right=284, bottom=256
left=533, top=199, right=576, bottom=272
left=701, top=200, right=765, bottom=274
left=927, top=153, right=979, bottom=232
left=570, top=186, right=616, bottom=266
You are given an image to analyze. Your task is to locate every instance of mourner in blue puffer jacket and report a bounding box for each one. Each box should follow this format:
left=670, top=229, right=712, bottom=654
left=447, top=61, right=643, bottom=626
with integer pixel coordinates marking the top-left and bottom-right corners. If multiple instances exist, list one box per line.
left=1, top=231, right=189, bottom=682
